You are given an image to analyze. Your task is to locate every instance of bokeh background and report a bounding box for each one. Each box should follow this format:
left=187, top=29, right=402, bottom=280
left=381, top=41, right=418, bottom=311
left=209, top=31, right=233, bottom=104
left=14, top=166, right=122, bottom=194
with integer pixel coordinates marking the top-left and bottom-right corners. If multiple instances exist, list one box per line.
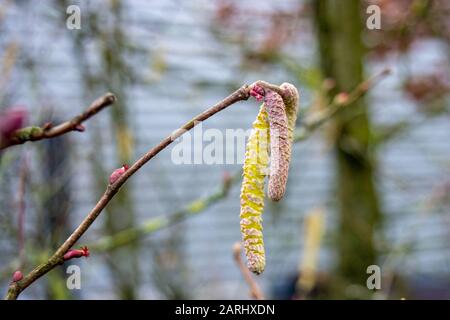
left=0, top=0, right=450, bottom=299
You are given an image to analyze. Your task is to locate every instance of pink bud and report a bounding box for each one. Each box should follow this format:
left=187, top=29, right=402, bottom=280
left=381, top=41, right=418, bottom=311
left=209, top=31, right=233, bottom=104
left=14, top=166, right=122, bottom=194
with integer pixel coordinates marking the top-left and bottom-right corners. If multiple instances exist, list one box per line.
left=222, top=171, right=232, bottom=190
left=109, top=164, right=129, bottom=184
left=74, top=124, right=85, bottom=132
left=12, top=270, right=23, bottom=282
left=250, top=85, right=265, bottom=101
left=322, top=78, right=336, bottom=91
left=63, top=246, right=90, bottom=261
left=223, top=171, right=231, bottom=182
left=334, top=92, right=350, bottom=105
left=0, top=107, right=27, bottom=140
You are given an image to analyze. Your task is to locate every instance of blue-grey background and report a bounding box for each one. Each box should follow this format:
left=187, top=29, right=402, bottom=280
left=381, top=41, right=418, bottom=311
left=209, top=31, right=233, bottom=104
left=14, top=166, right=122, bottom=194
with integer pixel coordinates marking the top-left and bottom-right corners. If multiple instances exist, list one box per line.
left=0, top=0, right=449, bottom=299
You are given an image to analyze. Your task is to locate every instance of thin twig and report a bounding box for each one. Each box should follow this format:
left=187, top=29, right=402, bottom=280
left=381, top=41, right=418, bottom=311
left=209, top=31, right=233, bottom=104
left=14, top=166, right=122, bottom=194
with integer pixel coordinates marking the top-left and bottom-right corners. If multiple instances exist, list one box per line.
left=4, top=84, right=251, bottom=300
left=1, top=93, right=117, bottom=150
left=232, top=242, right=265, bottom=300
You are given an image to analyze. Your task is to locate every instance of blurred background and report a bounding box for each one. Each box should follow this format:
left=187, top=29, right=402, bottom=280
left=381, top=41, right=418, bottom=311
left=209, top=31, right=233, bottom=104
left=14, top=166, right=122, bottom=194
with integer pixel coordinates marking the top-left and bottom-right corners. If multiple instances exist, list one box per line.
left=0, top=0, right=449, bottom=299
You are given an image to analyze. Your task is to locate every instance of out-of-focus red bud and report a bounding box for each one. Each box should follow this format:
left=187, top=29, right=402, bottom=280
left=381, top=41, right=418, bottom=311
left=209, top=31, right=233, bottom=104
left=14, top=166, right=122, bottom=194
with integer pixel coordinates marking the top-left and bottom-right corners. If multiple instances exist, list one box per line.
left=63, top=246, right=90, bottom=261
left=223, top=171, right=231, bottom=182
left=109, top=164, right=129, bottom=185
left=322, top=78, right=336, bottom=91
left=334, top=92, right=349, bottom=105
left=74, top=124, right=85, bottom=132
left=12, top=270, right=23, bottom=282
left=222, top=171, right=232, bottom=192
left=0, top=106, right=27, bottom=140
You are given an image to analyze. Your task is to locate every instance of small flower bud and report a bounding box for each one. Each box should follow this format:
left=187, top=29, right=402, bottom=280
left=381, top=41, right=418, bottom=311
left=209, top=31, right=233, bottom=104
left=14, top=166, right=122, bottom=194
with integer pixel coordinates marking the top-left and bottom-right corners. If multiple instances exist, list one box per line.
left=12, top=270, right=23, bottom=283
left=74, top=124, right=86, bottom=132
left=63, top=246, right=90, bottom=261
left=222, top=171, right=232, bottom=191
left=334, top=92, right=349, bottom=105
left=0, top=106, right=27, bottom=142
left=250, top=85, right=265, bottom=101
left=322, top=78, right=336, bottom=91
left=109, top=164, right=129, bottom=184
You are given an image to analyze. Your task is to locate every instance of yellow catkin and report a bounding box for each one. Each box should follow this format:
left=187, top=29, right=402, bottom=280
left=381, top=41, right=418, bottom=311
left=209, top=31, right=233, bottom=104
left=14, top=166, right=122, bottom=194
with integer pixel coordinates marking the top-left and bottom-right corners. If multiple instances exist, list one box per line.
left=240, top=104, right=270, bottom=274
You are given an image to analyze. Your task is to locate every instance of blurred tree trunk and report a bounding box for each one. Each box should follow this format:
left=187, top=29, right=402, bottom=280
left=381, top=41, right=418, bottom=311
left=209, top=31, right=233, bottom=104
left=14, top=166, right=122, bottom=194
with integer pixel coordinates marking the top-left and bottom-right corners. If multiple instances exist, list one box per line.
left=42, top=135, right=73, bottom=299
left=64, top=0, right=140, bottom=299
left=100, top=0, right=139, bottom=299
left=313, top=0, right=382, bottom=296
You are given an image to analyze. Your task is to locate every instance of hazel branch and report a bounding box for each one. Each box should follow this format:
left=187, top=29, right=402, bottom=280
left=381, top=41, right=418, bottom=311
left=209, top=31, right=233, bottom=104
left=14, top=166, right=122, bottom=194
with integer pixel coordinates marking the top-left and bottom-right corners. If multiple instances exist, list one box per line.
left=4, top=84, right=252, bottom=300
left=1, top=93, right=116, bottom=150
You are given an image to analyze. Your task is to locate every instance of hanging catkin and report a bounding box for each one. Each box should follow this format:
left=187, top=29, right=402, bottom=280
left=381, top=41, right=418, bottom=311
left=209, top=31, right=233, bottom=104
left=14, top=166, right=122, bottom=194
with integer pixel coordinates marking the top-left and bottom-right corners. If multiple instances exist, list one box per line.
left=239, top=104, right=270, bottom=274
left=267, top=83, right=299, bottom=201
left=265, top=90, right=289, bottom=201
left=240, top=82, right=299, bottom=274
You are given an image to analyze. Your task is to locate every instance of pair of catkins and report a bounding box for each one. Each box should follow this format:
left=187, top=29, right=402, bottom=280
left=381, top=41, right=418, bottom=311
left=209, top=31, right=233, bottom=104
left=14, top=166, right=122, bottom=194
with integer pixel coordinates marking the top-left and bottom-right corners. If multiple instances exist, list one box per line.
left=240, top=82, right=299, bottom=274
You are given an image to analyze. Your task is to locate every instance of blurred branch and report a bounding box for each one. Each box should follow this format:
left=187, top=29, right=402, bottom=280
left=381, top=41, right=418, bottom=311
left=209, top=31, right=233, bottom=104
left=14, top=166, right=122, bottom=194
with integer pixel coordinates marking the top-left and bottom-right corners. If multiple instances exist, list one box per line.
left=91, top=172, right=237, bottom=252
left=294, top=68, right=391, bottom=141
left=90, top=69, right=390, bottom=251
left=1, top=93, right=116, bottom=150
left=233, top=243, right=264, bottom=300
left=4, top=84, right=252, bottom=300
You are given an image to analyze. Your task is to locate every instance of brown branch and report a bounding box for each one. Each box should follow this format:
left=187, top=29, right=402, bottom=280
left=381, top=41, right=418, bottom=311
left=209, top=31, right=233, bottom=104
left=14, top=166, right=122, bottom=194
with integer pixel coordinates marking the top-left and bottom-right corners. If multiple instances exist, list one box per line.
left=4, top=84, right=251, bottom=300
left=232, top=242, right=265, bottom=300
left=1, top=93, right=117, bottom=150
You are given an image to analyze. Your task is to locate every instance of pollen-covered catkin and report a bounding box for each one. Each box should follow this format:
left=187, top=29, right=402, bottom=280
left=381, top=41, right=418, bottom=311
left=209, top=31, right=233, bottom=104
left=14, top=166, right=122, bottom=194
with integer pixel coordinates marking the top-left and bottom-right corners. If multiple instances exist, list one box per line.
left=264, top=90, right=289, bottom=201
left=240, top=104, right=270, bottom=274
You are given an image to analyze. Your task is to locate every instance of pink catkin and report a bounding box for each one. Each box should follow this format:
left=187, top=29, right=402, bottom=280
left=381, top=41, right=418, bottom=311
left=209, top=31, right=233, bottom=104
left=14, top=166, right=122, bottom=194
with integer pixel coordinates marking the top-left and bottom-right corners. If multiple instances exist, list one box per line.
left=264, top=90, right=290, bottom=201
